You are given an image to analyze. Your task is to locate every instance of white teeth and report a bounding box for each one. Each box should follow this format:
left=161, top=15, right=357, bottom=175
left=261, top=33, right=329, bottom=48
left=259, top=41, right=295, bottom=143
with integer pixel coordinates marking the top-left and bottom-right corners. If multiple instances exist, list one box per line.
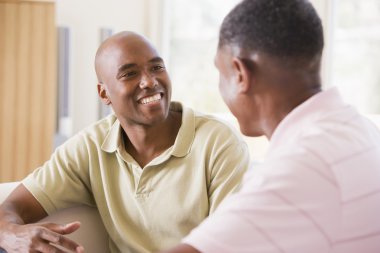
left=140, top=94, right=161, bottom=104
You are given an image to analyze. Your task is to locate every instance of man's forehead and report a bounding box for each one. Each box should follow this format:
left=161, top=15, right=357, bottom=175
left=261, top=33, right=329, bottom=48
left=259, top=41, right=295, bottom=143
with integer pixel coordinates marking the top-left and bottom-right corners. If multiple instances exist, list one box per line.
left=94, top=32, right=160, bottom=81
left=98, top=37, right=160, bottom=67
left=105, top=36, right=153, bottom=55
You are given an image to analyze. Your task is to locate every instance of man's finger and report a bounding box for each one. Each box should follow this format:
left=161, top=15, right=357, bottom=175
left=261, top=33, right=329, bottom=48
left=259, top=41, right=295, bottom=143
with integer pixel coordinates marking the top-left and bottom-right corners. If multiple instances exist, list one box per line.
left=39, top=228, right=83, bottom=252
left=40, top=221, right=81, bottom=234
left=35, top=240, right=67, bottom=253
left=76, top=245, right=85, bottom=253
left=61, top=221, right=81, bottom=234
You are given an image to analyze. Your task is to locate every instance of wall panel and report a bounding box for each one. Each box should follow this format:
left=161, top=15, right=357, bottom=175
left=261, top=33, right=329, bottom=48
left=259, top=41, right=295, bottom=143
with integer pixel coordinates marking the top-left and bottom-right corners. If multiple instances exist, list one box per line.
left=0, top=0, right=56, bottom=182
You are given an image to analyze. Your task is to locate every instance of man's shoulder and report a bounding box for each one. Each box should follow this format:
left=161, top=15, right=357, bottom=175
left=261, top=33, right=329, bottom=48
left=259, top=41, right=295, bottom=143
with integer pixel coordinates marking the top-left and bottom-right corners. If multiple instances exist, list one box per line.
left=190, top=110, right=244, bottom=145
left=80, top=114, right=117, bottom=136
left=269, top=111, right=380, bottom=170
left=194, top=111, right=237, bottom=132
left=61, top=114, right=118, bottom=148
left=173, top=103, right=246, bottom=148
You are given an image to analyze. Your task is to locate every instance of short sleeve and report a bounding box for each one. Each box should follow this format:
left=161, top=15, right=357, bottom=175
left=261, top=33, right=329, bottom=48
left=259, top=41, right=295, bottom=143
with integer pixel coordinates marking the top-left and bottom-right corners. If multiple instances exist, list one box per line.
left=22, top=132, right=95, bottom=214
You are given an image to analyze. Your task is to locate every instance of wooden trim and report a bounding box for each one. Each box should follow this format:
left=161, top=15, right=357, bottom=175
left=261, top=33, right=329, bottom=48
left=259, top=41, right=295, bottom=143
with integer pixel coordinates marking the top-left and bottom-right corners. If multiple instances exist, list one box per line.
left=0, top=0, right=57, bottom=182
left=0, top=3, right=17, bottom=181
left=0, top=0, right=54, bottom=4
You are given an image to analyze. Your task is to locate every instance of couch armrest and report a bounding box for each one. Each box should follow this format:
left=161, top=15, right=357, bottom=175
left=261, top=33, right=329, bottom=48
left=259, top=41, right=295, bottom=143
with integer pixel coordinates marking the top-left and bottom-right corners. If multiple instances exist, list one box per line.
left=0, top=182, right=109, bottom=253
left=0, top=182, right=18, bottom=203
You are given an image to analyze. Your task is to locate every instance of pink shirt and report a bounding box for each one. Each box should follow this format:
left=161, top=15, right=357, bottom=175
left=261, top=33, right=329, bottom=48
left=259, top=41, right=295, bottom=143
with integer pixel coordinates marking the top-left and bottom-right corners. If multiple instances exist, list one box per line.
left=183, top=88, right=380, bottom=253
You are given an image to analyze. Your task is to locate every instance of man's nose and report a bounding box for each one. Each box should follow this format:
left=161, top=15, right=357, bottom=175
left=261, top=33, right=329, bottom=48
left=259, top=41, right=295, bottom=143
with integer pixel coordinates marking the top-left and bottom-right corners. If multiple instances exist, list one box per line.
left=139, top=73, right=157, bottom=89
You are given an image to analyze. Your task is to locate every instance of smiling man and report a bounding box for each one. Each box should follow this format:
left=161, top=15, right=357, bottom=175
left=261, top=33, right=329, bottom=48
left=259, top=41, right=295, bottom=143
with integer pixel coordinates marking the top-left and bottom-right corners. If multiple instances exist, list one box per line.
left=0, top=32, right=249, bottom=253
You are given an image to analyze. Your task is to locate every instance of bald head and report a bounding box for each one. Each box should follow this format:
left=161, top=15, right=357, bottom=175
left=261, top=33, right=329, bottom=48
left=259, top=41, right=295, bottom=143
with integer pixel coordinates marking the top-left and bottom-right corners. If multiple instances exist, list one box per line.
left=95, top=31, right=159, bottom=83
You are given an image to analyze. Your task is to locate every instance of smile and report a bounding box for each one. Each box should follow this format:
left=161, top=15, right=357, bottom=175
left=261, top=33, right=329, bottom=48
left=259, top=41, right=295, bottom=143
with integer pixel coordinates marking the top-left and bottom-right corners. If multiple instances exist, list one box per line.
left=139, top=93, right=162, bottom=104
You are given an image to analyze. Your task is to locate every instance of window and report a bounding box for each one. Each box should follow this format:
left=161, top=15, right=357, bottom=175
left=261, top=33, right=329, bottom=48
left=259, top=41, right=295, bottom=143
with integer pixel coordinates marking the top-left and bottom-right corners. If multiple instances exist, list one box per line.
left=164, top=0, right=269, bottom=161
left=165, top=0, right=240, bottom=114
left=331, top=0, right=380, bottom=115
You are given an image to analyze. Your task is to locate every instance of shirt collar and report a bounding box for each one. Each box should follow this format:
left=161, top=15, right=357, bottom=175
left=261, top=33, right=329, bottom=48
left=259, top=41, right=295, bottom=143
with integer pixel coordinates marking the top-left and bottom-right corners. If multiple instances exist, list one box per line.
left=101, top=118, right=122, bottom=153
left=100, top=102, right=195, bottom=157
left=171, top=102, right=195, bottom=157
left=268, top=87, right=346, bottom=154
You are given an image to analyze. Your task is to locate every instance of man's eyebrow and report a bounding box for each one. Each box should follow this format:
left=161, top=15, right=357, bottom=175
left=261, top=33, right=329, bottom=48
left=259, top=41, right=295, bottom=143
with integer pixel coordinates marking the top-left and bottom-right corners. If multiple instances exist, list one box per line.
left=149, top=57, right=164, bottom=63
left=117, top=63, right=137, bottom=73
left=117, top=57, right=163, bottom=72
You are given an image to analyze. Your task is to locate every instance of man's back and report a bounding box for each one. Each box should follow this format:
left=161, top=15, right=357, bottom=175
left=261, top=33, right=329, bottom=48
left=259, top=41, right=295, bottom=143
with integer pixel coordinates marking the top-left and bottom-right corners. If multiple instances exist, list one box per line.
left=307, top=97, right=380, bottom=253
left=182, top=89, right=380, bottom=253
left=263, top=88, right=380, bottom=252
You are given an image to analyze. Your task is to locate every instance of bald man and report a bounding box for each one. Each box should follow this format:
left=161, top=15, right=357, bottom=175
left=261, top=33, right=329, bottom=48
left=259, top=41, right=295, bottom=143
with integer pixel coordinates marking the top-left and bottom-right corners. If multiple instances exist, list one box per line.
left=0, top=32, right=249, bottom=253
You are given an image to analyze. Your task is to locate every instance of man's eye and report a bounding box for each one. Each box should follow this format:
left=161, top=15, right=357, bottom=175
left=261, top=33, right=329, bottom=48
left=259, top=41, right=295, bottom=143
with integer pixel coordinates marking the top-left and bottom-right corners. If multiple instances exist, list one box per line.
left=152, top=65, right=165, bottom=71
left=122, top=71, right=137, bottom=78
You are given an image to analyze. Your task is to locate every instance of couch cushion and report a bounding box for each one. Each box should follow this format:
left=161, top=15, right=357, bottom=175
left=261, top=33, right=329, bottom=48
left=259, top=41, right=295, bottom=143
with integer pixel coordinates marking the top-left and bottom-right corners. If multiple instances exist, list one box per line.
left=0, top=182, right=18, bottom=203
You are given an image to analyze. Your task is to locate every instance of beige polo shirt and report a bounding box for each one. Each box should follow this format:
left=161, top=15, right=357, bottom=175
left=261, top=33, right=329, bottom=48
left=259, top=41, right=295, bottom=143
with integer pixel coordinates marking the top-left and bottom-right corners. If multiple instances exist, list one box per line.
left=22, top=102, right=249, bottom=253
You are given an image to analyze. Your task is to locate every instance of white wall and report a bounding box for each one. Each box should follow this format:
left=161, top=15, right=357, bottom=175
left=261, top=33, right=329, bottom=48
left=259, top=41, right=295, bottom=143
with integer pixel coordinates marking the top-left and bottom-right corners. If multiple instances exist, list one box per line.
left=56, top=0, right=164, bottom=135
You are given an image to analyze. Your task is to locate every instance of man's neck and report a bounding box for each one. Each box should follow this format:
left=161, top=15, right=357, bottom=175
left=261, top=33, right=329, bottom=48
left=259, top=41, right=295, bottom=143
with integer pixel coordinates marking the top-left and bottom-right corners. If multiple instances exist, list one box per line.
left=120, top=111, right=182, bottom=168
left=261, top=85, right=321, bottom=140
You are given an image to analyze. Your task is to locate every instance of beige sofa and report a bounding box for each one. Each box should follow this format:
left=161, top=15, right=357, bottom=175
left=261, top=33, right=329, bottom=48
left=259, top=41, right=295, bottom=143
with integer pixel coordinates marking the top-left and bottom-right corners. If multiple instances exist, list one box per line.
left=0, top=182, right=109, bottom=253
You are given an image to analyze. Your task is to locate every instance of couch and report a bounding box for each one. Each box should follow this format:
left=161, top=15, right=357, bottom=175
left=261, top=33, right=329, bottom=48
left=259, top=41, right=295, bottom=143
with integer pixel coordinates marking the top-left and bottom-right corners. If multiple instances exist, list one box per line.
left=0, top=182, right=109, bottom=253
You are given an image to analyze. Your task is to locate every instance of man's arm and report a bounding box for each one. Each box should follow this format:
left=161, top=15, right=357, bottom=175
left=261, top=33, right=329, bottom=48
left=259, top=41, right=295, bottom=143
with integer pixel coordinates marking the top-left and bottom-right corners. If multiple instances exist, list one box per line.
left=160, top=243, right=200, bottom=253
left=0, top=183, right=84, bottom=253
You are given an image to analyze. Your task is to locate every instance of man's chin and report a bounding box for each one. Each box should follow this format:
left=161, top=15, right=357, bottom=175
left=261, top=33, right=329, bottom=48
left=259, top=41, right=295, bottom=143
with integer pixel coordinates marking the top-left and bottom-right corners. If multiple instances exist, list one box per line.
left=139, top=113, right=169, bottom=127
left=239, top=123, right=263, bottom=137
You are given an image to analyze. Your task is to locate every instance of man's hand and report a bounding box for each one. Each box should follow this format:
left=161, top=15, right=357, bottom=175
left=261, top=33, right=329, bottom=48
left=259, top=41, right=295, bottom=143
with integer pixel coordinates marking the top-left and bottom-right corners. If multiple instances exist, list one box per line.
left=159, top=243, right=200, bottom=253
left=1, top=221, right=84, bottom=253
left=0, top=184, right=84, bottom=252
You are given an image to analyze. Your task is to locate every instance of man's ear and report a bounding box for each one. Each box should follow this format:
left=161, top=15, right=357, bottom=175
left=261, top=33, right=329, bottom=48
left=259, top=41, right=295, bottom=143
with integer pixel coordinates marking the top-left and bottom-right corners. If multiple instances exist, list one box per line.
left=232, top=57, right=253, bottom=94
left=97, top=83, right=111, bottom=105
